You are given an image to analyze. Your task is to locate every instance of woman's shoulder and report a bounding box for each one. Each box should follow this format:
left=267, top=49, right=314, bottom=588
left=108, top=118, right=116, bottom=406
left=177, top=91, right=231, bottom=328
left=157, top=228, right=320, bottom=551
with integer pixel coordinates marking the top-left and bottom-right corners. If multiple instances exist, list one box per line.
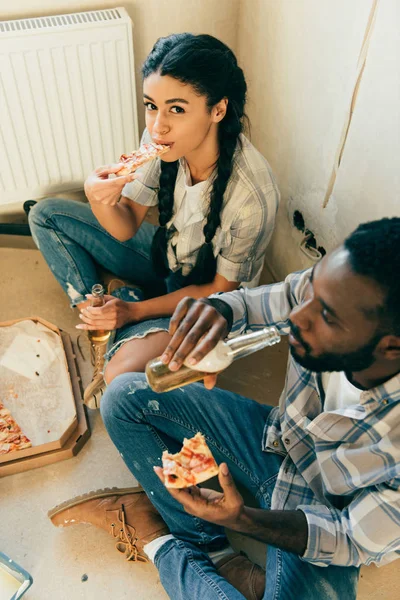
left=231, top=134, right=278, bottom=193
left=231, top=134, right=277, bottom=197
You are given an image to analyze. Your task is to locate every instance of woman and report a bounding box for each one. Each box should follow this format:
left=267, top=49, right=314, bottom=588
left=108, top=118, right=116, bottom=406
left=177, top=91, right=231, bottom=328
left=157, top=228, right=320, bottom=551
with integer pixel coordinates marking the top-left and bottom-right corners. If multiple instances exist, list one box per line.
left=29, top=33, right=279, bottom=408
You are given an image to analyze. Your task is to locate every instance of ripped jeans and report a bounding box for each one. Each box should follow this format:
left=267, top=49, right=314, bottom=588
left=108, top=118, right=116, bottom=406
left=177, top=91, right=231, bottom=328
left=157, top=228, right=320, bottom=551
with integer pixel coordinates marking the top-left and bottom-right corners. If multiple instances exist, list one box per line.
left=101, top=372, right=360, bottom=600
left=28, top=198, right=189, bottom=357
left=28, top=198, right=180, bottom=307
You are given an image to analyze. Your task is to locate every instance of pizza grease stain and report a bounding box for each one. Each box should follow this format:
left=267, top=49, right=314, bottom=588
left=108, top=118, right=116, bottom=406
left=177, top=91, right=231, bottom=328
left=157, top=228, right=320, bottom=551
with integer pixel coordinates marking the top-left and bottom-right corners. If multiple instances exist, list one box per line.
left=148, top=400, right=160, bottom=411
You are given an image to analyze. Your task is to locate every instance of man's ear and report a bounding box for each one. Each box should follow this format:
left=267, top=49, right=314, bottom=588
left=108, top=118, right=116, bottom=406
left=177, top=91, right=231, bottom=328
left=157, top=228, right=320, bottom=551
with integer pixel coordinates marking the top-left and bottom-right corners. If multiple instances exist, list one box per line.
left=377, top=335, right=400, bottom=360
left=212, top=98, right=228, bottom=123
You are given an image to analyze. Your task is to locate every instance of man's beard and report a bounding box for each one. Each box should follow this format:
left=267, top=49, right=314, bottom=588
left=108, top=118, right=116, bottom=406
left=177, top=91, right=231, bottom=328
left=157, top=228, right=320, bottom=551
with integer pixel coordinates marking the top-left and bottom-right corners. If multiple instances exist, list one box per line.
left=288, top=321, right=382, bottom=373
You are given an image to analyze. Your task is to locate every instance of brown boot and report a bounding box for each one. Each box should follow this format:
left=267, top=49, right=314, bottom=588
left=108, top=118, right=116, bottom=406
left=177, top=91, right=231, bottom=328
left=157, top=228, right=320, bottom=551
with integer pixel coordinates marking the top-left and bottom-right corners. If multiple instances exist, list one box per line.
left=83, top=341, right=107, bottom=409
left=48, top=487, right=168, bottom=562
left=216, top=552, right=266, bottom=600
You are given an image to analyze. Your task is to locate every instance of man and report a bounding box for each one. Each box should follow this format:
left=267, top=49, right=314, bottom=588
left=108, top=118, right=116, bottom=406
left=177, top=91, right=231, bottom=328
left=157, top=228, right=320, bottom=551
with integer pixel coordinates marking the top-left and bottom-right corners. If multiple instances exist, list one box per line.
left=49, top=218, right=400, bottom=599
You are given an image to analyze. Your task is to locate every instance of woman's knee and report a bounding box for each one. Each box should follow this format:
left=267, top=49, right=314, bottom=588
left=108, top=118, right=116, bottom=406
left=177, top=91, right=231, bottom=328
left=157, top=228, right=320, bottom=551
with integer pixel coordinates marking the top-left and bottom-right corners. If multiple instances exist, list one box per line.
left=104, top=333, right=171, bottom=384
left=29, top=198, right=64, bottom=227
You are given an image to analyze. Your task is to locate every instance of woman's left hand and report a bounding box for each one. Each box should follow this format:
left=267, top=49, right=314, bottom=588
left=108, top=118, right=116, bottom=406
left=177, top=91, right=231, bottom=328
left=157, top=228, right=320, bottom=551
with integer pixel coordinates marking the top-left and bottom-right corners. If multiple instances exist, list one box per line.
left=76, top=295, right=140, bottom=331
left=154, top=462, right=245, bottom=529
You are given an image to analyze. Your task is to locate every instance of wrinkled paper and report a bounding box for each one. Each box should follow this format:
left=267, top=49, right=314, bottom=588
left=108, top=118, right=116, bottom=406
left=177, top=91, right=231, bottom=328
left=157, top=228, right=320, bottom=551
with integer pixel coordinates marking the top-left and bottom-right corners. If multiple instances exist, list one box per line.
left=0, top=320, right=76, bottom=447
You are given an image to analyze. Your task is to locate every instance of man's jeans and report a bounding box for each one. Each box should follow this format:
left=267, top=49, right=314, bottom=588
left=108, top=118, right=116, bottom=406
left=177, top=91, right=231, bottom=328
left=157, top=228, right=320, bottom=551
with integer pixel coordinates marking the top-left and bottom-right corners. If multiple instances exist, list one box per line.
left=101, top=373, right=359, bottom=600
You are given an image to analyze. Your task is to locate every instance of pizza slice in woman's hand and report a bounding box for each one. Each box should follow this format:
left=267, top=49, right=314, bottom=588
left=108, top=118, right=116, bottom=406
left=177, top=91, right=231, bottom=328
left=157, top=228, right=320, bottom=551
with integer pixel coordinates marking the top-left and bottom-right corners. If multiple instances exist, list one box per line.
left=116, top=142, right=170, bottom=176
left=161, top=432, right=219, bottom=489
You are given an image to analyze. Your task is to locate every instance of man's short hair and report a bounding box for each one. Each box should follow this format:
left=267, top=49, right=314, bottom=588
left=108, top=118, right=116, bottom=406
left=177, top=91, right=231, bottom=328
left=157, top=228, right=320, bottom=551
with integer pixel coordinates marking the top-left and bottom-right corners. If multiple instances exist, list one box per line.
left=344, top=217, right=400, bottom=335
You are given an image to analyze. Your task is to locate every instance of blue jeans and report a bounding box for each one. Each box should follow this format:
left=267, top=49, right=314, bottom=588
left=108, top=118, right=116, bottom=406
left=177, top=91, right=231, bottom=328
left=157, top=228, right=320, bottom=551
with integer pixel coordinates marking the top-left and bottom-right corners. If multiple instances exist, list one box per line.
left=101, top=373, right=359, bottom=600
left=28, top=198, right=167, bottom=307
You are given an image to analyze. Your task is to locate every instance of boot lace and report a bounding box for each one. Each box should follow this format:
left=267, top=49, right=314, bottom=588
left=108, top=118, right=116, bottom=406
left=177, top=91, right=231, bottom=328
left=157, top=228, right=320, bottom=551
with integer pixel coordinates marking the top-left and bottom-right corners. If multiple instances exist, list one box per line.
left=90, top=343, right=105, bottom=378
left=110, top=504, right=148, bottom=563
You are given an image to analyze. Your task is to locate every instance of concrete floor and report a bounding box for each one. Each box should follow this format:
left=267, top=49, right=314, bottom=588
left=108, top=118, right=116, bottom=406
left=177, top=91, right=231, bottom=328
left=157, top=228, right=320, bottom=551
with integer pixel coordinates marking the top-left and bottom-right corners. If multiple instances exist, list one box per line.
left=0, top=234, right=398, bottom=599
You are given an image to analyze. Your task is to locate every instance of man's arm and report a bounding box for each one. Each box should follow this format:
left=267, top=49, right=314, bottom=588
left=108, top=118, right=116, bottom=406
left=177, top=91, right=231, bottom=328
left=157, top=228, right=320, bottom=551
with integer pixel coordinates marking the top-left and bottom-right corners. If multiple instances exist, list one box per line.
left=155, top=461, right=308, bottom=556
left=298, top=480, right=400, bottom=567
left=209, top=268, right=312, bottom=336
left=161, top=269, right=311, bottom=371
left=234, top=506, right=308, bottom=555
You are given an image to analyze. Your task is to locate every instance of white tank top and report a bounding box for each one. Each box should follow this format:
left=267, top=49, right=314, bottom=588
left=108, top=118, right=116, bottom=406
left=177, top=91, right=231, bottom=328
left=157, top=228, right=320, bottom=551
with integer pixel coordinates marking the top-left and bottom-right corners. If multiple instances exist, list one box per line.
left=321, top=371, right=361, bottom=412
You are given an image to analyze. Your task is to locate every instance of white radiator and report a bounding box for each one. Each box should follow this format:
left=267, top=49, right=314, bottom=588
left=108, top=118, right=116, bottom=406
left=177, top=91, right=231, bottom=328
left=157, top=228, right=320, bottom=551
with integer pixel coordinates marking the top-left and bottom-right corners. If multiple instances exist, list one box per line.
left=0, top=7, right=139, bottom=206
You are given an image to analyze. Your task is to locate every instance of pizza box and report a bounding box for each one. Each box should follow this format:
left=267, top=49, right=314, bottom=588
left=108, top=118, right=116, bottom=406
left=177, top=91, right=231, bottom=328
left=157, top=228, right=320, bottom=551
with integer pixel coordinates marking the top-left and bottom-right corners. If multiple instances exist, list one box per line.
left=0, top=317, right=78, bottom=462
left=0, top=319, right=90, bottom=476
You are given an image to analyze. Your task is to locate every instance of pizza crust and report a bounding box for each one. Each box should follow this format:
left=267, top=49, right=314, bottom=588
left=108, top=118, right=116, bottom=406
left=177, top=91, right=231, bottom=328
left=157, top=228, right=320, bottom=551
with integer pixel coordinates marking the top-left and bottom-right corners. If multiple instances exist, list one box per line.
left=162, top=432, right=219, bottom=489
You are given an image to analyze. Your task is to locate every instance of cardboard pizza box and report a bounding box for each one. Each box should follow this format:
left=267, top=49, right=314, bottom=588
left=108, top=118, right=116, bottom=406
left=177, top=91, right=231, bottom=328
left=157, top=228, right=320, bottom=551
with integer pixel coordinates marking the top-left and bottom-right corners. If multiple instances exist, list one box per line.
left=0, top=318, right=90, bottom=475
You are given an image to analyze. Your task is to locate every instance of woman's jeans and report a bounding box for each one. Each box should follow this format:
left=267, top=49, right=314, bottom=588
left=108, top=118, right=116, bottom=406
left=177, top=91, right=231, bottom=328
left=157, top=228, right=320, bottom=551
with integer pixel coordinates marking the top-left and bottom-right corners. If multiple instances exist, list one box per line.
left=101, top=372, right=360, bottom=600
left=28, top=198, right=169, bottom=306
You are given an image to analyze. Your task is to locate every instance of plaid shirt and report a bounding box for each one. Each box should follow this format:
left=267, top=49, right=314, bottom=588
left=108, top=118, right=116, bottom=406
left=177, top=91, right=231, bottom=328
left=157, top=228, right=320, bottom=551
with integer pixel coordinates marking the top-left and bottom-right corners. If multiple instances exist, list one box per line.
left=214, top=269, right=400, bottom=568
left=122, top=131, right=279, bottom=285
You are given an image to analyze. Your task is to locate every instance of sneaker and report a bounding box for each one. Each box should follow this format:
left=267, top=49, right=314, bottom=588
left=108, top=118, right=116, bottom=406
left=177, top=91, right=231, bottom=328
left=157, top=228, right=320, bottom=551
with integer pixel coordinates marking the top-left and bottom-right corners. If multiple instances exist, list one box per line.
left=83, top=341, right=107, bottom=409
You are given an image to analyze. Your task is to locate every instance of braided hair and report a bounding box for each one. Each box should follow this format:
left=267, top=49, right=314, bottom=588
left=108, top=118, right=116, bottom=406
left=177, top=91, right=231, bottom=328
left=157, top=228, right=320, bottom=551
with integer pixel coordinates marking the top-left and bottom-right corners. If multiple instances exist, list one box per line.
left=142, top=34, right=248, bottom=284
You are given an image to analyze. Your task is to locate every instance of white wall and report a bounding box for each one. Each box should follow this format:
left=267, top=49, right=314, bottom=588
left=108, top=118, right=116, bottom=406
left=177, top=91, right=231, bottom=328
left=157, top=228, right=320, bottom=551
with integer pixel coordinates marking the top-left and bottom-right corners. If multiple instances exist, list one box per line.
left=237, top=0, right=400, bottom=279
left=1, top=1, right=239, bottom=136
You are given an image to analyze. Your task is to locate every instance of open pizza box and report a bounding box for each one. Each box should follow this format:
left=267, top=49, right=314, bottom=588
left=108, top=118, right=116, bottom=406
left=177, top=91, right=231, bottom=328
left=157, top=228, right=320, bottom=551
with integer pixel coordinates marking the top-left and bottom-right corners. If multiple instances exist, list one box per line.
left=0, top=317, right=90, bottom=477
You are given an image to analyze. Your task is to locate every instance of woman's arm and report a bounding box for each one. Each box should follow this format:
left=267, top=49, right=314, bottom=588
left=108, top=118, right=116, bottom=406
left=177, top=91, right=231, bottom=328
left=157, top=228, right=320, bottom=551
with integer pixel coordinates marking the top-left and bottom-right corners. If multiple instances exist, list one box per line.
left=133, top=273, right=238, bottom=321
left=83, top=165, right=151, bottom=241
left=77, top=274, right=238, bottom=332
left=90, top=196, right=150, bottom=241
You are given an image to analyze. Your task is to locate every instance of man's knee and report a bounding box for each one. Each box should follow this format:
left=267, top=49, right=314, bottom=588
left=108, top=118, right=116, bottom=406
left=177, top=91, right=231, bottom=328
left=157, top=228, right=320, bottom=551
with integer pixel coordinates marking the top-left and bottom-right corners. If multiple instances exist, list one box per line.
left=100, top=372, right=150, bottom=427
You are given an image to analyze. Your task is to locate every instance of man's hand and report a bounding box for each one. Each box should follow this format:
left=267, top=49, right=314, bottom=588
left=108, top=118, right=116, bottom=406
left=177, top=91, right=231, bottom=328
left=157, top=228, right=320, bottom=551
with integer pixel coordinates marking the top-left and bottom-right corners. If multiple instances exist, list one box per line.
left=154, top=462, right=245, bottom=528
left=160, top=297, right=229, bottom=375
left=76, top=295, right=140, bottom=331
left=84, top=164, right=137, bottom=207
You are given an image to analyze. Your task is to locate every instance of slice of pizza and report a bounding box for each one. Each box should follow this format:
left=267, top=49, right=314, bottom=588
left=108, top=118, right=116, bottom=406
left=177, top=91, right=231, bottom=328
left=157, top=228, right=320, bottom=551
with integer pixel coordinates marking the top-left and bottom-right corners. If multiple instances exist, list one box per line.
left=0, top=401, right=32, bottom=455
left=116, top=142, right=170, bottom=176
left=162, top=432, right=219, bottom=489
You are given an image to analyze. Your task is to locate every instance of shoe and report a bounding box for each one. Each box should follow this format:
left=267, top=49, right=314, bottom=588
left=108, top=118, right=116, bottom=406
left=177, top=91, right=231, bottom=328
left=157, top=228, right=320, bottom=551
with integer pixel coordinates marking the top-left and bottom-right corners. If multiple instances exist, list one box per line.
left=107, top=278, right=143, bottom=302
left=107, top=278, right=127, bottom=295
left=216, top=552, right=266, bottom=600
left=83, top=341, right=107, bottom=409
left=48, top=487, right=168, bottom=562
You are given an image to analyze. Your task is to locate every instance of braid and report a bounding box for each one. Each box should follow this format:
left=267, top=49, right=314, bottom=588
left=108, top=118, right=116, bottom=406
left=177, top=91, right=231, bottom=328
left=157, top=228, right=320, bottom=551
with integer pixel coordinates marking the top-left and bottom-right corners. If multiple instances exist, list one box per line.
left=142, top=33, right=248, bottom=284
left=189, top=112, right=241, bottom=284
left=151, top=160, right=178, bottom=277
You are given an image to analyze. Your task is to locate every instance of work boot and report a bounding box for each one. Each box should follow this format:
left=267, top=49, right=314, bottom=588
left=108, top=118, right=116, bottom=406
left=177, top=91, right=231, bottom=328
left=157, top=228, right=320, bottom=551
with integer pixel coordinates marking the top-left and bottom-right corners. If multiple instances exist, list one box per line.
left=216, top=552, right=266, bottom=600
left=48, top=487, right=168, bottom=562
left=83, top=341, right=107, bottom=409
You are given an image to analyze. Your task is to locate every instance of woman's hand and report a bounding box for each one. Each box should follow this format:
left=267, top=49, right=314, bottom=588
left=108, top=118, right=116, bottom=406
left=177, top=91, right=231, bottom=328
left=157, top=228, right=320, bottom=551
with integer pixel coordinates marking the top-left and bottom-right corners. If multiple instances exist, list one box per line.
left=159, top=297, right=229, bottom=389
left=154, top=462, right=245, bottom=529
left=76, top=295, right=141, bottom=331
left=84, top=164, right=137, bottom=207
